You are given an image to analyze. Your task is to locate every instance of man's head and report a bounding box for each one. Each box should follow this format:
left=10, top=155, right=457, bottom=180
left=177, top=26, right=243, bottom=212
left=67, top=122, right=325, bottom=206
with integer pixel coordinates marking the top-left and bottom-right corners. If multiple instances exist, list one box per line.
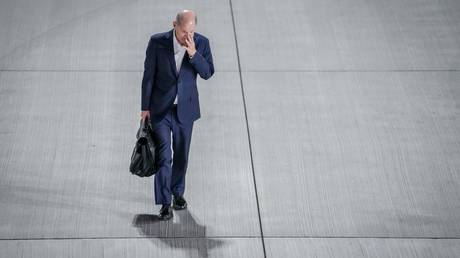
left=173, top=10, right=197, bottom=46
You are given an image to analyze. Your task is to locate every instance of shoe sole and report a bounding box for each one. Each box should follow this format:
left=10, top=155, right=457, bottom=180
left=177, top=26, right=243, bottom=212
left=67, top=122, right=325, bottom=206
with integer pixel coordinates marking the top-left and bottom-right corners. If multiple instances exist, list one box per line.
left=173, top=203, right=187, bottom=210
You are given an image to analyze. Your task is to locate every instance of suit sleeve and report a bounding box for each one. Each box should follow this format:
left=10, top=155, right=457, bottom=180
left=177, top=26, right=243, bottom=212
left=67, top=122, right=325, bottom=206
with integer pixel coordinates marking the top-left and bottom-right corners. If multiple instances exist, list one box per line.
left=189, top=38, right=214, bottom=80
left=141, top=37, right=157, bottom=111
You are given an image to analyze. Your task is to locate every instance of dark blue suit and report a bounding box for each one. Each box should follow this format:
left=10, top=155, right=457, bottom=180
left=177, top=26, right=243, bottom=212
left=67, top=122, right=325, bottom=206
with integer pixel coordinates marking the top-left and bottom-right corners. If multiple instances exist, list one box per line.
left=141, top=29, right=214, bottom=205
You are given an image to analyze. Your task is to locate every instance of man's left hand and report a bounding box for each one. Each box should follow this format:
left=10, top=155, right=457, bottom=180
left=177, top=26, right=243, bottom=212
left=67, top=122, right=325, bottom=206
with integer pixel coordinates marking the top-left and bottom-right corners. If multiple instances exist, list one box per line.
left=184, top=33, right=196, bottom=57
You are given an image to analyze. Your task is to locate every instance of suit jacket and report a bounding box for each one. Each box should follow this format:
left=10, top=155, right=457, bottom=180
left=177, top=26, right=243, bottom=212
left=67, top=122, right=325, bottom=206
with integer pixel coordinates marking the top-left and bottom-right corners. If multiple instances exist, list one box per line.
left=141, top=29, right=214, bottom=125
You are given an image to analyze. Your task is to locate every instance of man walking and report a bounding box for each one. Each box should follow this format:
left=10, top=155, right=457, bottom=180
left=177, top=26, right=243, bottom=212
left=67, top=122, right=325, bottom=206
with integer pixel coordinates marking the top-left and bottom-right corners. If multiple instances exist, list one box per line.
left=140, top=10, right=214, bottom=220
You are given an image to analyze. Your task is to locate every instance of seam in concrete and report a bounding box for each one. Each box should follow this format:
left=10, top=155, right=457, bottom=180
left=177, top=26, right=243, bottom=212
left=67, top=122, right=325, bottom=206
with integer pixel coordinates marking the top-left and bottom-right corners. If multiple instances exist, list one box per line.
left=228, top=0, right=267, bottom=257
left=1, top=236, right=460, bottom=241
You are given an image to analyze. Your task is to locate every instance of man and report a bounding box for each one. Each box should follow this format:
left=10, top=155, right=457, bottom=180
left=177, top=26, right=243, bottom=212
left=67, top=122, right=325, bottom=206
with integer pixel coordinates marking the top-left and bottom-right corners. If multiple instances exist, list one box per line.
left=140, top=10, right=214, bottom=220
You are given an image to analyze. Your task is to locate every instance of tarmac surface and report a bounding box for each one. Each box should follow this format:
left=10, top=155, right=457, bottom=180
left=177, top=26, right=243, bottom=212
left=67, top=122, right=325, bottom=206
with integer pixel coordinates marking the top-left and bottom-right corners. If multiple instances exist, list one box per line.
left=1, top=0, right=459, bottom=257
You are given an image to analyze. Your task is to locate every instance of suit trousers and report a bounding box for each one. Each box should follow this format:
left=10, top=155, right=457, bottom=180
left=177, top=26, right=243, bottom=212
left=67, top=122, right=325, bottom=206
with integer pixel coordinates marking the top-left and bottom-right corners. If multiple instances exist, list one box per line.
left=151, top=104, right=194, bottom=205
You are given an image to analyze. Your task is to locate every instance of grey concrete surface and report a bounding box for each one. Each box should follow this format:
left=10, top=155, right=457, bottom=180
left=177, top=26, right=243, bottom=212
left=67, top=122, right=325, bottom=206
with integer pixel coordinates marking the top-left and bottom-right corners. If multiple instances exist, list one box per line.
left=232, top=0, right=460, bottom=71
left=243, top=71, right=460, bottom=238
left=0, top=238, right=264, bottom=258
left=264, top=238, right=460, bottom=257
left=0, top=71, right=260, bottom=238
left=0, top=0, right=237, bottom=71
left=1, top=0, right=459, bottom=257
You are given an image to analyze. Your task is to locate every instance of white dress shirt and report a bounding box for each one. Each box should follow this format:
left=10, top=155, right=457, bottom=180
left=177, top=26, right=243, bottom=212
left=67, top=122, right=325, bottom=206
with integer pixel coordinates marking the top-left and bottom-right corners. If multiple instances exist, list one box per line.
left=173, top=28, right=186, bottom=104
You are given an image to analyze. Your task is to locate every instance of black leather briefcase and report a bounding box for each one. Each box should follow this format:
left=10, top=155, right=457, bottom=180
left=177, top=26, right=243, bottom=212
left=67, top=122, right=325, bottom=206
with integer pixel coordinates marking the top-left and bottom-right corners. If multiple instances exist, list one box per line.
left=129, top=117, right=157, bottom=177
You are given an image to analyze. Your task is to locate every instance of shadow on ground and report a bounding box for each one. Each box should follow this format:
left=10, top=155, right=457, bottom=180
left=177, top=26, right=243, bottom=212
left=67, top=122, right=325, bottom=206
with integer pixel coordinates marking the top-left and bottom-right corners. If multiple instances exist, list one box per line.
left=132, top=209, right=226, bottom=258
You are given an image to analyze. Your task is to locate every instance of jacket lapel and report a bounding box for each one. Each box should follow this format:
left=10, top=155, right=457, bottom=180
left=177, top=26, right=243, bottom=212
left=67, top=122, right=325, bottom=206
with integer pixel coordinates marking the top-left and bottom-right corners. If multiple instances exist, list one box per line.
left=165, top=29, right=178, bottom=79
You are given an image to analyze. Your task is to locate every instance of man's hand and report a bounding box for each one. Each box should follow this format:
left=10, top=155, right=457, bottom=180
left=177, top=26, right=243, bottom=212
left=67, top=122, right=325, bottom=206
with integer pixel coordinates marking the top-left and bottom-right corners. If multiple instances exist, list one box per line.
left=140, top=110, right=150, bottom=121
left=184, top=33, right=196, bottom=57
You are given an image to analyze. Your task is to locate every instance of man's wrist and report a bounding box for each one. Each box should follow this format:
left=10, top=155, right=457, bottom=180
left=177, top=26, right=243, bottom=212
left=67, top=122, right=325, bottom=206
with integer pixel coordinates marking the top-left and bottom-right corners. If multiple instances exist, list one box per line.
left=189, top=50, right=196, bottom=58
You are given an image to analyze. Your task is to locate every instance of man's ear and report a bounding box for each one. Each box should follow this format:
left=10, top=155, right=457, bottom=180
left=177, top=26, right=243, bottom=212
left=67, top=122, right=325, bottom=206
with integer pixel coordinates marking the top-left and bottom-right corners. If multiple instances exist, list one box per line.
left=173, top=21, right=176, bottom=27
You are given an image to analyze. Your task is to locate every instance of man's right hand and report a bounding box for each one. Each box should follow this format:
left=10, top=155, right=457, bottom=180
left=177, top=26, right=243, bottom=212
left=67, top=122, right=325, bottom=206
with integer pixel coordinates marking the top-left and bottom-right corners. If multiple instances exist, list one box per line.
left=140, top=110, right=150, bottom=121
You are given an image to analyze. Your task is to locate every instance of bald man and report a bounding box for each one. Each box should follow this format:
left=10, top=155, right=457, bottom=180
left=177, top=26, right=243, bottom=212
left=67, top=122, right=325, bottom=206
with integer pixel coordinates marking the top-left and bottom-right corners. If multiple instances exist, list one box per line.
left=140, top=10, right=214, bottom=220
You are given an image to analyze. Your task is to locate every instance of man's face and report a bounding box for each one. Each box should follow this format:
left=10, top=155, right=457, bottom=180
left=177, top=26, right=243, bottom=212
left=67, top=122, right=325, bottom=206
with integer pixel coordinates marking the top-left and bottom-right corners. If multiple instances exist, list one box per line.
left=173, top=21, right=195, bottom=46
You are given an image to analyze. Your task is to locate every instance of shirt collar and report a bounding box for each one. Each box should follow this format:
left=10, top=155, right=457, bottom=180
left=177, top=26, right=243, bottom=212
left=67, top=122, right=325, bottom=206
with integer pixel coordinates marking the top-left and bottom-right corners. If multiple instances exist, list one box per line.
left=173, top=29, right=185, bottom=54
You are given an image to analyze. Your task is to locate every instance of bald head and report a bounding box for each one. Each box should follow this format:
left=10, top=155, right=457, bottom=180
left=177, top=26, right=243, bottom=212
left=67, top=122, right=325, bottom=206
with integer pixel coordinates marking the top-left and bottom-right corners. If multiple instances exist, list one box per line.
left=175, top=10, right=197, bottom=26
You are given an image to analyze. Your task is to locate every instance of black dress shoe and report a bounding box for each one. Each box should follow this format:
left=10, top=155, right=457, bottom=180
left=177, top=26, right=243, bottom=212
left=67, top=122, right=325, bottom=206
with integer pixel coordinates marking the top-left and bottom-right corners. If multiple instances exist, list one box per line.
left=158, top=204, right=173, bottom=220
left=173, top=195, right=187, bottom=210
